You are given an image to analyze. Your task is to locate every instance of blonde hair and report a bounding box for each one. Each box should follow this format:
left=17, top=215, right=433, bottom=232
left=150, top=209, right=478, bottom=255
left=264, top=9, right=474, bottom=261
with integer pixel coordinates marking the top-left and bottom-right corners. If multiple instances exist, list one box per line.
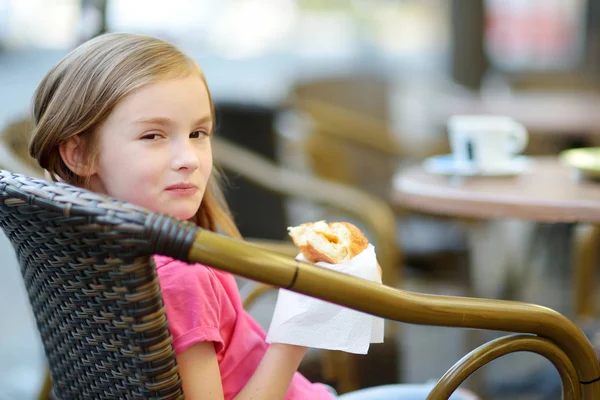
left=29, top=33, right=241, bottom=239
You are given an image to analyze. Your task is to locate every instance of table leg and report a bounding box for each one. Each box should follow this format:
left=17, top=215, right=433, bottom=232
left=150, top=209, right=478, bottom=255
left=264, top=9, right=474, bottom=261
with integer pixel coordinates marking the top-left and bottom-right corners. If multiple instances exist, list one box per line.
left=572, top=224, right=600, bottom=320
left=462, top=219, right=513, bottom=397
left=466, top=219, right=535, bottom=300
left=463, top=219, right=536, bottom=397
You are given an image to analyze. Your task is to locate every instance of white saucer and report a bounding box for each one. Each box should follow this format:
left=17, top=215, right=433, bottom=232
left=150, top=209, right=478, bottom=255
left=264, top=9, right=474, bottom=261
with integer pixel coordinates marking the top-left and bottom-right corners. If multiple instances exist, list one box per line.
left=422, top=155, right=531, bottom=177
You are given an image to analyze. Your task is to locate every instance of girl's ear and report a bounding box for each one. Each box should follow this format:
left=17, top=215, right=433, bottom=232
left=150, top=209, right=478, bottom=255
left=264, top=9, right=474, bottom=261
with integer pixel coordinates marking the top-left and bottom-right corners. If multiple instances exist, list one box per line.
left=59, top=135, right=97, bottom=177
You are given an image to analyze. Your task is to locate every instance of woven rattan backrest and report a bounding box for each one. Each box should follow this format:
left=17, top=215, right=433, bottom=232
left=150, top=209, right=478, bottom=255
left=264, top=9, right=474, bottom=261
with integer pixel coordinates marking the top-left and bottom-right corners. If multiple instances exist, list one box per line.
left=0, top=170, right=199, bottom=399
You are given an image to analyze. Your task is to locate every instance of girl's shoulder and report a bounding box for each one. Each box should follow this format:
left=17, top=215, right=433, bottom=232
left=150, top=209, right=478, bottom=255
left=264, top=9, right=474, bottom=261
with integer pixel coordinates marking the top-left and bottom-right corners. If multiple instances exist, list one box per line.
left=153, top=254, right=206, bottom=269
left=152, top=255, right=237, bottom=302
left=153, top=255, right=217, bottom=281
left=154, top=255, right=221, bottom=290
left=153, top=255, right=229, bottom=305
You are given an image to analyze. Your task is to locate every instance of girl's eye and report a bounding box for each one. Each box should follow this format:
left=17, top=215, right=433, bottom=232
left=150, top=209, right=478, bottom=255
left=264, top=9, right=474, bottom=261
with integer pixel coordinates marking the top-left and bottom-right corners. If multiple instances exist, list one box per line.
left=141, top=133, right=161, bottom=140
left=190, top=130, right=209, bottom=139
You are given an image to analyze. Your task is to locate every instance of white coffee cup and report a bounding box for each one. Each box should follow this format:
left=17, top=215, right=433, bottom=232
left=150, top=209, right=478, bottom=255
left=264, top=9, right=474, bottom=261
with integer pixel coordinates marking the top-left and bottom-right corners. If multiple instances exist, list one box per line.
left=447, top=115, right=528, bottom=172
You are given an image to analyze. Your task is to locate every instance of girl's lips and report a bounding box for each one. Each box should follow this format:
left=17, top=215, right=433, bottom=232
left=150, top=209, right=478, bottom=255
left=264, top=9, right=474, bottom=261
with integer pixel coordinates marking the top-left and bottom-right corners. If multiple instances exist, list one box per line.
left=165, top=183, right=198, bottom=196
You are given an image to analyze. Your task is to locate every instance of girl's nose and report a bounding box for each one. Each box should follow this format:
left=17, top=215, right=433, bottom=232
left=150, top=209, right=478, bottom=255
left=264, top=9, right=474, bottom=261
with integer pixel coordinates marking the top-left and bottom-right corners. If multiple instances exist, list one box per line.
left=171, top=140, right=199, bottom=171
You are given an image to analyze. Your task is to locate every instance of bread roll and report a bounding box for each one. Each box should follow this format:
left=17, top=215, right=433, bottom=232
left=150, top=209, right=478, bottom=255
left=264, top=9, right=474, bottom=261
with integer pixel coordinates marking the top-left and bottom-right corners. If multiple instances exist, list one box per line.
left=287, top=220, right=369, bottom=264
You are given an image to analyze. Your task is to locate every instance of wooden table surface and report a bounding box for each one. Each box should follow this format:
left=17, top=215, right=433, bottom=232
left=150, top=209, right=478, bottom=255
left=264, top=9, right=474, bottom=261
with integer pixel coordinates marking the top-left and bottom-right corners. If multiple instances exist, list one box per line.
left=392, top=157, right=600, bottom=223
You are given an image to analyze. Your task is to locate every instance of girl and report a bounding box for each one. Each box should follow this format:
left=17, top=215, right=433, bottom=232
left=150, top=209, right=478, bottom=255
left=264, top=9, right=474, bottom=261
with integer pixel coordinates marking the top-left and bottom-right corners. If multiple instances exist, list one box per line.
left=28, top=33, right=476, bottom=400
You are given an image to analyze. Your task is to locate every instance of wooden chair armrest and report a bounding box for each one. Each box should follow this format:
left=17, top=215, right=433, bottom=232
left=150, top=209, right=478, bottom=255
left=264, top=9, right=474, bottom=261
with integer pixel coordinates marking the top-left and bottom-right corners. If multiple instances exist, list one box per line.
left=246, top=238, right=298, bottom=258
left=188, top=231, right=600, bottom=398
left=428, top=335, right=580, bottom=400
left=240, top=240, right=300, bottom=309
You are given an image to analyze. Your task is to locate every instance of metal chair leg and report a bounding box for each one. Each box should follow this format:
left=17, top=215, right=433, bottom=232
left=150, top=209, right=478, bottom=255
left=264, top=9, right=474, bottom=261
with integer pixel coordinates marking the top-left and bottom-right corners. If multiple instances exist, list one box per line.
left=573, top=224, right=600, bottom=319
left=39, top=368, right=52, bottom=400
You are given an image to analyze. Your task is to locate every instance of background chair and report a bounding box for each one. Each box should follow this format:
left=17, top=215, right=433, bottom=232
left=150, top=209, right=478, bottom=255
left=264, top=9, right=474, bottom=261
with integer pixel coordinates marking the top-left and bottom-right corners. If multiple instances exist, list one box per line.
left=214, top=137, right=401, bottom=287
left=0, top=117, right=43, bottom=178
left=280, top=76, right=467, bottom=270
left=1, top=170, right=599, bottom=399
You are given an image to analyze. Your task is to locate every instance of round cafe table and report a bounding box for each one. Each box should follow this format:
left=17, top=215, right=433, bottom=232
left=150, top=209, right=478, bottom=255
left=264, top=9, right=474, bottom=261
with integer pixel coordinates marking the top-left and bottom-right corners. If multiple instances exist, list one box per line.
left=392, top=157, right=600, bottom=318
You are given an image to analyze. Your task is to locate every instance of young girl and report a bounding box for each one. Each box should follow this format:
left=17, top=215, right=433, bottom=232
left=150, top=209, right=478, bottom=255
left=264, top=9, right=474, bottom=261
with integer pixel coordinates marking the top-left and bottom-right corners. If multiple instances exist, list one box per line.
left=28, top=33, right=476, bottom=400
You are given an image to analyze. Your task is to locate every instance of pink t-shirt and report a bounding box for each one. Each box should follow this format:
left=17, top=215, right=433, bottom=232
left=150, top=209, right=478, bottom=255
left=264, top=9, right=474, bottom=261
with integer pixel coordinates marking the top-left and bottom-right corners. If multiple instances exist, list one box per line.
left=154, top=255, right=334, bottom=400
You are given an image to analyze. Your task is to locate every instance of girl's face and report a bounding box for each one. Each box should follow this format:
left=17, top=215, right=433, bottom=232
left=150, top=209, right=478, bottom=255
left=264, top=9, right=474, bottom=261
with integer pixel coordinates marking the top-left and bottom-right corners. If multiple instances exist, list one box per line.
left=89, top=75, right=213, bottom=220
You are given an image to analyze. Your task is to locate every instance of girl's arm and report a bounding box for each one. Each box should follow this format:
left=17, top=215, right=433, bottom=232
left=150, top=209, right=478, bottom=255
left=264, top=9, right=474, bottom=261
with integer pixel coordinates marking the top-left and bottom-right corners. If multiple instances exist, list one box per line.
left=233, top=343, right=307, bottom=400
left=176, top=342, right=224, bottom=399
left=176, top=342, right=307, bottom=400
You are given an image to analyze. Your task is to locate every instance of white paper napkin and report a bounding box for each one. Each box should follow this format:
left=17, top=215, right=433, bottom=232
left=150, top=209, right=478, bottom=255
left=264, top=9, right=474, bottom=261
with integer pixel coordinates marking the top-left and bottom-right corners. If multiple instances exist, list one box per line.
left=266, top=244, right=384, bottom=354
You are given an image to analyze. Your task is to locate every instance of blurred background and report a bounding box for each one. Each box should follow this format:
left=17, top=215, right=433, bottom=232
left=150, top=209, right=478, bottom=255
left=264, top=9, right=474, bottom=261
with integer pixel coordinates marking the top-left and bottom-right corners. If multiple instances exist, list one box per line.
left=2, top=1, right=600, bottom=399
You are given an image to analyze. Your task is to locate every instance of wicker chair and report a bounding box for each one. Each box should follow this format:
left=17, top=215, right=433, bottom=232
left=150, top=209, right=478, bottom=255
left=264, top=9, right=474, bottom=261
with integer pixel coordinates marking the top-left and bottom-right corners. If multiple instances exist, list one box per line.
left=0, top=172, right=184, bottom=399
left=2, top=170, right=600, bottom=399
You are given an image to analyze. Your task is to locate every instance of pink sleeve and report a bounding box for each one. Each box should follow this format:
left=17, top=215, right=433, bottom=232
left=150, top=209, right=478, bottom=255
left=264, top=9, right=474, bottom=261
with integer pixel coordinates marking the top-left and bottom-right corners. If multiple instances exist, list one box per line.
left=157, top=261, right=224, bottom=354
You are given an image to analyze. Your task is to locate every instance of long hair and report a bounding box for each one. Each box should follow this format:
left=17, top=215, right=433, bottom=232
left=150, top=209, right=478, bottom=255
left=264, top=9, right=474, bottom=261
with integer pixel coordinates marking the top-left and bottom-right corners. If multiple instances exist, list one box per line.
left=29, top=33, right=241, bottom=239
